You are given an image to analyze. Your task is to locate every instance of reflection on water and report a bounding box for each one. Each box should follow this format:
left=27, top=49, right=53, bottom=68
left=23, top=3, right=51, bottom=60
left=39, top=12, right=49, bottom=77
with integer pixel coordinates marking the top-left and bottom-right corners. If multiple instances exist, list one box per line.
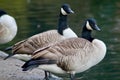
left=0, top=0, right=120, bottom=80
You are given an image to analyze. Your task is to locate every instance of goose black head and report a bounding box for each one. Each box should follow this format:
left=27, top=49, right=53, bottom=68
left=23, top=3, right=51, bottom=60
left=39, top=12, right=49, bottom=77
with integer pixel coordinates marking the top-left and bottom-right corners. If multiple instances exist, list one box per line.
left=85, top=18, right=101, bottom=31
left=61, top=4, right=74, bottom=15
left=82, top=18, right=101, bottom=42
left=0, top=10, right=7, bottom=17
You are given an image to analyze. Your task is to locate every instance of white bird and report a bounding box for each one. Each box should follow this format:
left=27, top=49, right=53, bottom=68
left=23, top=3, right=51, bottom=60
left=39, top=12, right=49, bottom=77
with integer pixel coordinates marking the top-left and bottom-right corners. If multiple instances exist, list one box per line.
left=4, top=4, right=77, bottom=80
left=22, top=18, right=107, bottom=80
left=0, top=10, right=17, bottom=44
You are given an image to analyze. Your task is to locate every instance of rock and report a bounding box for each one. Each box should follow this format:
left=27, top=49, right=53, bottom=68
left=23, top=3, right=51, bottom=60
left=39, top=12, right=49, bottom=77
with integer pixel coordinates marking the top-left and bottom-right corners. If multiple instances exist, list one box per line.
left=0, top=51, right=45, bottom=80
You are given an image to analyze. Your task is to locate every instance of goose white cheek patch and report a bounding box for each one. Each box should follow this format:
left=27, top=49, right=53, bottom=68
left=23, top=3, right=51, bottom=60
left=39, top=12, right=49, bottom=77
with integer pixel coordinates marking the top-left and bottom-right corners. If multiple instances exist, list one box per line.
left=61, top=8, right=67, bottom=15
left=86, top=21, right=93, bottom=30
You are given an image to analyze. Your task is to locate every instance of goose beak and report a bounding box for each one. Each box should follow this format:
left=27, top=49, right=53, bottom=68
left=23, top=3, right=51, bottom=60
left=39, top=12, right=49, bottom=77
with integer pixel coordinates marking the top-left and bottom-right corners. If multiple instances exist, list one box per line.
left=94, top=25, right=101, bottom=31
left=4, top=54, right=14, bottom=60
left=70, top=10, right=74, bottom=13
left=68, top=8, right=74, bottom=14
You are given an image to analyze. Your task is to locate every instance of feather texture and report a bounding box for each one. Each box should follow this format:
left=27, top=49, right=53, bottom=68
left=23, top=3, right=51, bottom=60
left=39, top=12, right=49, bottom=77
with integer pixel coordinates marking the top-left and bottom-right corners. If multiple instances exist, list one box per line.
left=12, top=30, right=65, bottom=55
left=26, top=37, right=106, bottom=74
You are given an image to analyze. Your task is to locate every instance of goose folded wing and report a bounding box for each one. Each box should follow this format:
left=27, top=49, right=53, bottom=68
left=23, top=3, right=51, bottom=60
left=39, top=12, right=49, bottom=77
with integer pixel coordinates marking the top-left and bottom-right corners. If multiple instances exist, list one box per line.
left=33, top=38, right=93, bottom=57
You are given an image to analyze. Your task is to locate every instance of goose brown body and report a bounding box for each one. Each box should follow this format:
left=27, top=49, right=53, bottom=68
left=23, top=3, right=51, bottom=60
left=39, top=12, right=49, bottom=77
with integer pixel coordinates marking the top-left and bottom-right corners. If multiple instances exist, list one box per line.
left=12, top=30, right=65, bottom=55
left=31, top=37, right=106, bottom=73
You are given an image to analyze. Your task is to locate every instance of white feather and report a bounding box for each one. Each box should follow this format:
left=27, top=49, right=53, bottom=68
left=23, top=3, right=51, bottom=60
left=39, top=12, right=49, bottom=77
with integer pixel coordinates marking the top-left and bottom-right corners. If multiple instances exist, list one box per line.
left=13, top=54, right=31, bottom=61
left=61, top=8, right=67, bottom=15
left=38, top=64, right=66, bottom=74
left=0, top=15, right=17, bottom=44
left=86, top=21, right=93, bottom=30
left=63, top=28, right=78, bottom=38
left=92, top=39, right=106, bottom=65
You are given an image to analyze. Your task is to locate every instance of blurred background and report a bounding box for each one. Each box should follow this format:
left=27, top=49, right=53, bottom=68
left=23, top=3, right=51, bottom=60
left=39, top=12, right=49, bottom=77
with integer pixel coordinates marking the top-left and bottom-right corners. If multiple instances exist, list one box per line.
left=0, top=0, right=120, bottom=80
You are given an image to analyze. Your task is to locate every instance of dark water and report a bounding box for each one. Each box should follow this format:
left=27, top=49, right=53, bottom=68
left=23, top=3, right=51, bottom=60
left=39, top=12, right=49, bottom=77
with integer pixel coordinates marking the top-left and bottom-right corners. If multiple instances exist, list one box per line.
left=0, top=0, right=120, bottom=80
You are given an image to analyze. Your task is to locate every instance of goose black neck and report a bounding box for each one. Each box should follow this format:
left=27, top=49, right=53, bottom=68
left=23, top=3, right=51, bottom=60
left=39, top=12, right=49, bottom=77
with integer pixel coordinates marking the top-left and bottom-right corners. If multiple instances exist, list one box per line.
left=58, top=13, right=68, bottom=35
left=81, top=25, right=94, bottom=42
left=0, top=10, right=7, bottom=17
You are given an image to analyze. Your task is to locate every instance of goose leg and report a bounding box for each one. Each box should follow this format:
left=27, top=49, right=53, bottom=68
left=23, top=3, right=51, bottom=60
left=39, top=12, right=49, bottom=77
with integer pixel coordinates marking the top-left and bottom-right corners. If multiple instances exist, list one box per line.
left=69, top=73, right=75, bottom=80
left=44, top=71, right=63, bottom=80
left=44, top=71, right=54, bottom=80
left=44, top=71, right=49, bottom=80
left=48, top=71, right=52, bottom=78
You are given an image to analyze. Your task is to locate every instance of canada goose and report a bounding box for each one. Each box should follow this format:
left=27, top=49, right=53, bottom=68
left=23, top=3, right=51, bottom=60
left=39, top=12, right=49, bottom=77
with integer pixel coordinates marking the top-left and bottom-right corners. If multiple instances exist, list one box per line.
left=0, top=10, right=17, bottom=44
left=22, top=18, right=107, bottom=80
left=4, top=4, right=77, bottom=60
left=4, top=4, right=77, bottom=80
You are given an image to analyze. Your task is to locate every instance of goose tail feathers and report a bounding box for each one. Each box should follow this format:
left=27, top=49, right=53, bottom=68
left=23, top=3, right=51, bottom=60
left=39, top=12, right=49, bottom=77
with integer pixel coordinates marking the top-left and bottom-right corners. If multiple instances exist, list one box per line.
left=22, top=58, right=56, bottom=71
left=4, top=46, right=13, bottom=51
